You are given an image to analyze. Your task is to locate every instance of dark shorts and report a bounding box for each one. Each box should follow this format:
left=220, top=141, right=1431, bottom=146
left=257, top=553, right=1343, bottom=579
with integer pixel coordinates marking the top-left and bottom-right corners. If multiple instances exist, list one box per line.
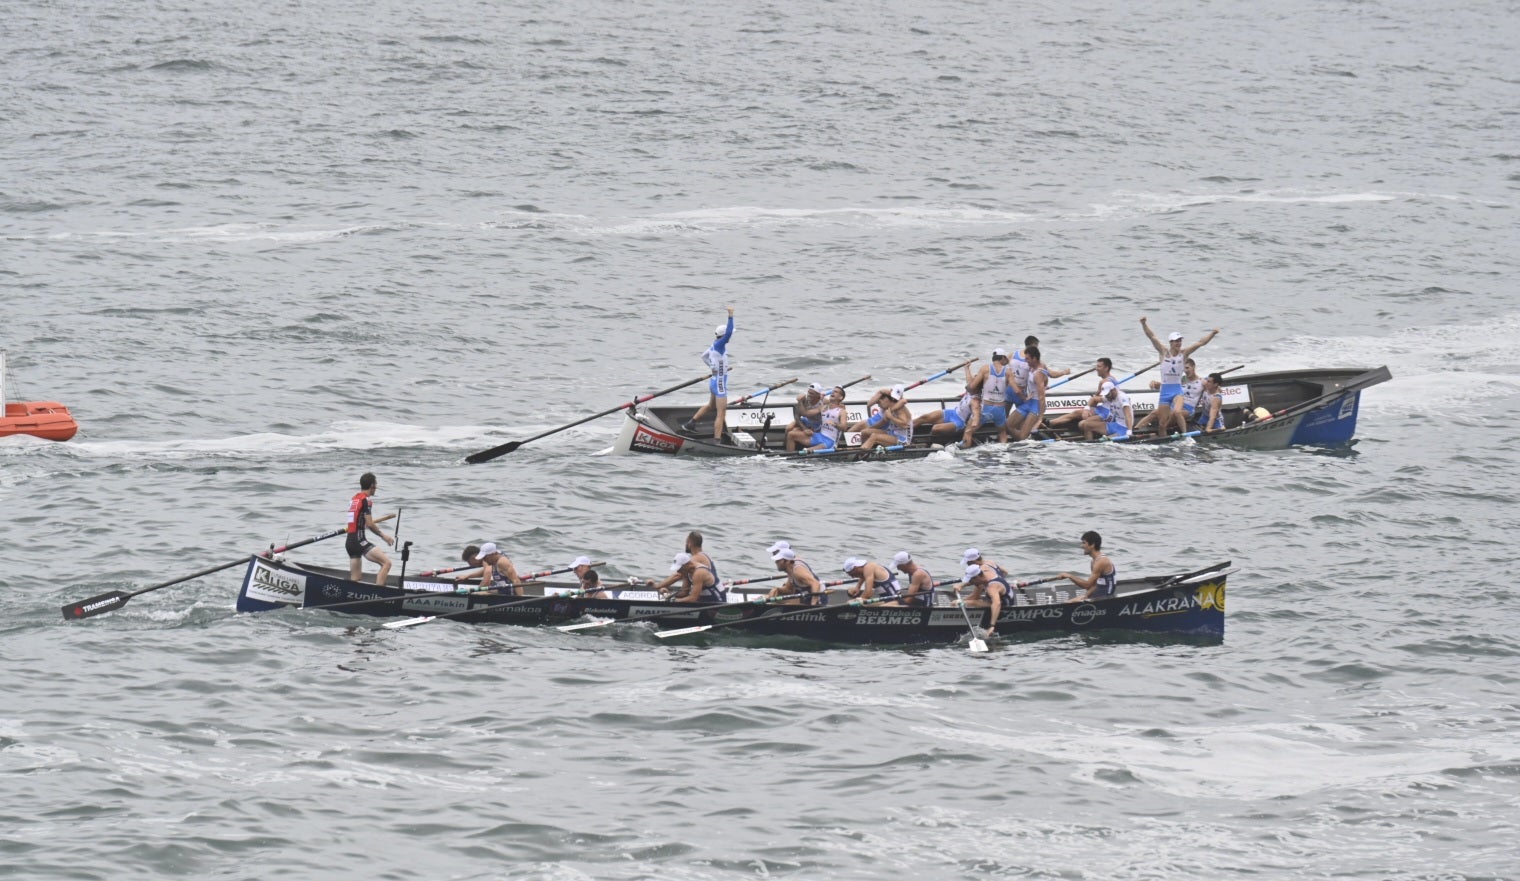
left=345, top=533, right=373, bottom=559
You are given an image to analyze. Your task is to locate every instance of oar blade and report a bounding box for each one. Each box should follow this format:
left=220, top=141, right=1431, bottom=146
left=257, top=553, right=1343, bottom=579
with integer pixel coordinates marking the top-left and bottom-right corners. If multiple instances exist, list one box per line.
left=968, top=636, right=990, bottom=653
left=557, top=618, right=616, bottom=633
left=60, top=591, right=131, bottom=620
left=383, top=615, right=438, bottom=630
left=465, top=441, right=521, bottom=464
left=655, top=624, right=713, bottom=639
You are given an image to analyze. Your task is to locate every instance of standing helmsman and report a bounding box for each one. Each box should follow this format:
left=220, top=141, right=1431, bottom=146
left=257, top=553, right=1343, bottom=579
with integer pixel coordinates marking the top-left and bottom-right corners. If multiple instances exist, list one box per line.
left=686, top=305, right=736, bottom=440
left=1059, top=531, right=1117, bottom=602
left=345, top=472, right=394, bottom=584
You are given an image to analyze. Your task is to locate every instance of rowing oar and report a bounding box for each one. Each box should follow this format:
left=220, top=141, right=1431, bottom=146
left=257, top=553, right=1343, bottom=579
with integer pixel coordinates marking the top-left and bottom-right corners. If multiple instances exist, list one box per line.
left=836, top=374, right=872, bottom=391
left=465, top=374, right=709, bottom=463
left=732, top=377, right=800, bottom=405
left=1114, top=360, right=1160, bottom=387
left=1045, top=365, right=1097, bottom=392
left=655, top=578, right=960, bottom=639
left=556, top=573, right=793, bottom=632
left=416, top=563, right=478, bottom=578
left=60, top=513, right=397, bottom=620
left=381, top=562, right=605, bottom=628
left=903, top=358, right=978, bottom=395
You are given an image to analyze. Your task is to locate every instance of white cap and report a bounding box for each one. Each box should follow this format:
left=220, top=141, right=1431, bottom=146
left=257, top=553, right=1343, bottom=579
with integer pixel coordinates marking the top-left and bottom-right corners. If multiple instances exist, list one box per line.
left=962, top=563, right=984, bottom=584
left=1168, top=331, right=1183, bottom=342
left=774, top=548, right=796, bottom=561
left=807, top=382, right=825, bottom=394
left=961, top=548, right=981, bottom=565
left=715, top=324, right=728, bottom=336
left=767, top=540, right=791, bottom=555
left=479, top=542, right=501, bottom=557
left=842, top=557, right=866, bottom=573
left=892, top=551, right=912, bottom=567
left=671, top=552, right=693, bottom=571
left=992, top=347, right=1008, bottom=358
left=571, top=555, right=592, bottom=568
left=890, top=384, right=906, bottom=401
left=1100, top=381, right=1117, bottom=395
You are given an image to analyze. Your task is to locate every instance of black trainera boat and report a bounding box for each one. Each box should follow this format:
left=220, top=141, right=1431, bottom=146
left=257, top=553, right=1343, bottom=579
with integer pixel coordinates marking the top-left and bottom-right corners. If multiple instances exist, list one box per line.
left=236, top=556, right=1230, bottom=644
left=613, top=366, right=1389, bottom=457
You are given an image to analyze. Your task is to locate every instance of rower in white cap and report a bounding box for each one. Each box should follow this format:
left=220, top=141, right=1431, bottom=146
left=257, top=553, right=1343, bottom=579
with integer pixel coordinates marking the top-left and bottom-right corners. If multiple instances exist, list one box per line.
left=572, top=556, right=611, bottom=599
left=842, top=557, right=900, bottom=600
left=660, top=551, right=724, bottom=603
left=1079, top=380, right=1133, bottom=440
left=766, top=546, right=825, bottom=606
left=475, top=542, right=525, bottom=596
left=1140, top=316, right=1219, bottom=437
left=885, top=551, right=939, bottom=608
left=859, top=384, right=912, bottom=451
left=651, top=531, right=722, bottom=601
left=685, top=305, right=736, bottom=440
left=958, top=555, right=1016, bottom=639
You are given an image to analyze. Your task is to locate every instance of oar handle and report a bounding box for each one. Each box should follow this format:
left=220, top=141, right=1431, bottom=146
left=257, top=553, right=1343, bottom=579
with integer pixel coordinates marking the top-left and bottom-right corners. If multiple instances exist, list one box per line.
left=264, top=512, right=397, bottom=557
left=724, top=573, right=789, bottom=587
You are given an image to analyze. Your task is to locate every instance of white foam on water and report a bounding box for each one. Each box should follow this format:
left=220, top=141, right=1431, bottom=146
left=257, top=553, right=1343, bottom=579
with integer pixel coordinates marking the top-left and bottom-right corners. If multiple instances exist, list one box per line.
left=59, top=421, right=508, bottom=461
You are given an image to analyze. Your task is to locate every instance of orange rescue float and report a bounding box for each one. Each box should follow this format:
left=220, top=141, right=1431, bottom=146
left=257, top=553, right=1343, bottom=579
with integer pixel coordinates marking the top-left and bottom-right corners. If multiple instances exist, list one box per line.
left=0, top=350, right=78, bottom=442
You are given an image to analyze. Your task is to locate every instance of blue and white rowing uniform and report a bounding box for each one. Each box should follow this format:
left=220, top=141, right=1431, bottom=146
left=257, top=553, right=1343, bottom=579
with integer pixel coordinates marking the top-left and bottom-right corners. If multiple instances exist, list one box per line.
left=980, top=364, right=1010, bottom=428
left=944, top=392, right=974, bottom=430
left=1005, top=352, right=1030, bottom=410
left=1096, top=391, right=1132, bottom=438
left=796, top=393, right=823, bottom=431
left=1015, top=366, right=1048, bottom=418
left=885, top=415, right=912, bottom=445
left=703, top=316, right=734, bottom=398
left=787, top=560, right=824, bottom=606
left=1158, top=351, right=1186, bottom=406
left=810, top=403, right=845, bottom=451
left=901, top=566, right=936, bottom=607
left=1193, top=390, right=1224, bottom=430
left=1179, top=375, right=1204, bottom=416
left=1091, top=560, right=1117, bottom=600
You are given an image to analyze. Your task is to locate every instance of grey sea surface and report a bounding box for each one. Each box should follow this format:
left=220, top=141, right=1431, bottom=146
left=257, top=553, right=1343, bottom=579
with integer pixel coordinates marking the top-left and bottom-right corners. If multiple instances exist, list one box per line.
left=4, top=0, right=1519, bottom=878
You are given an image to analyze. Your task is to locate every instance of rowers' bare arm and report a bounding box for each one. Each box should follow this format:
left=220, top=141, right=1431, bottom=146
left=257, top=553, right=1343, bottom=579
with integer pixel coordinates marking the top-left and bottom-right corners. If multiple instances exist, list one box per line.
left=1139, top=316, right=1165, bottom=354
left=674, top=570, right=712, bottom=603
left=1184, top=328, right=1220, bottom=357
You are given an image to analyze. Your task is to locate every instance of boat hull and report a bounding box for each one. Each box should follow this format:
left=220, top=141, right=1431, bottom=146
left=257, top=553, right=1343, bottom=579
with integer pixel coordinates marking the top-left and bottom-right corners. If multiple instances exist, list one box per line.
left=1, top=402, right=79, bottom=442
left=236, top=556, right=1228, bottom=644
left=611, top=366, right=1390, bottom=456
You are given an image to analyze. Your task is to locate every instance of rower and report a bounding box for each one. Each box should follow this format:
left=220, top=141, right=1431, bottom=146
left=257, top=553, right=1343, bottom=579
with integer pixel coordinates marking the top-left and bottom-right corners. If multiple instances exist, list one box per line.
left=345, top=472, right=395, bottom=584
left=1140, top=317, right=1219, bottom=438
left=477, top=542, right=525, bottom=596
left=575, top=558, right=611, bottom=600
left=1009, top=344, right=1050, bottom=441
left=651, top=531, right=721, bottom=595
left=887, top=551, right=938, bottom=608
left=1193, top=372, right=1227, bottom=433
left=913, top=363, right=979, bottom=438
left=960, top=548, right=1015, bottom=588
left=662, top=552, right=724, bottom=603
left=1079, top=381, right=1133, bottom=440
left=766, top=547, right=825, bottom=606
left=964, top=348, right=1013, bottom=447
left=807, top=386, right=849, bottom=452
left=1058, top=531, right=1117, bottom=602
left=859, top=385, right=912, bottom=451
left=842, top=557, right=900, bottom=600
left=1015, top=335, right=1072, bottom=380
left=685, top=305, right=735, bottom=440
left=1135, top=357, right=1203, bottom=435
left=785, top=382, right=827, bottom=451
left=958, top=561, right=1014, bottom=640
left=1046, top=358, right=1115, bottom=430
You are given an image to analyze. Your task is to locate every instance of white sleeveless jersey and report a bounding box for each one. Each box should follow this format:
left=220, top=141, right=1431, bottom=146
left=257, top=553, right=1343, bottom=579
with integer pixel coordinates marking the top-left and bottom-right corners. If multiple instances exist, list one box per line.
left=954, top=392, right=974, bottom=422
left=1010, top=354, right=1031, bottom=392
left=820, top=404, right=845, bottom=444
left=1024, top=366, right=1047, bottom=399
left=982, top=364, right=1009, bottom=403
left=1160, top=352, right=1186, bottom=385
left=1181, top=376, right=1204, bottom=408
